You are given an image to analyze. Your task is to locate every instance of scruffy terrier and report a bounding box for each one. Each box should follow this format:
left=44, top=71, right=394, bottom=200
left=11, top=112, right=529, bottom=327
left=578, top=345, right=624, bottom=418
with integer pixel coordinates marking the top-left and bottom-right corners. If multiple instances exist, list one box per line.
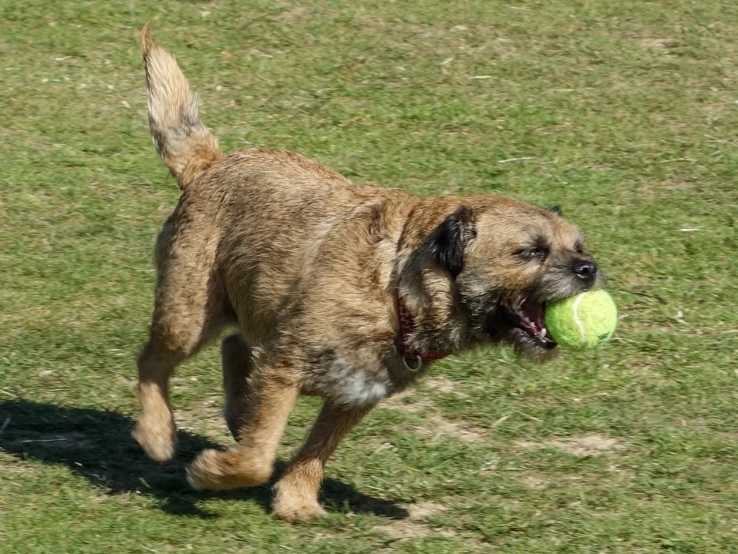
left=132, top=26, right=601, bottom=521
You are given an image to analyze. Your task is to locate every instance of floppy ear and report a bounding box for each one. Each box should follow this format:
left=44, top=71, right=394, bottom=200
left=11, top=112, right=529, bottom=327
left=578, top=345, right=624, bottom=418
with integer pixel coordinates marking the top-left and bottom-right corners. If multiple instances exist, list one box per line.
left=427, top=206, right=476, bottom=278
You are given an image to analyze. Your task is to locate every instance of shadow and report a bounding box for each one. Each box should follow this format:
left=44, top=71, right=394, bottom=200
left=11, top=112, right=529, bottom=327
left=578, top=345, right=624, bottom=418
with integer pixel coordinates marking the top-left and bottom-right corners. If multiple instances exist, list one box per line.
left=0, top=400, right=408, bottom=520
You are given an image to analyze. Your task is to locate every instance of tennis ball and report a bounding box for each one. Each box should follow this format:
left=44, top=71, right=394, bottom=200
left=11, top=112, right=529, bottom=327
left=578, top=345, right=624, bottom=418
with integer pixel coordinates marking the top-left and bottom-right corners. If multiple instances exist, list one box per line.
left=544, top=290, right=617, bottom=351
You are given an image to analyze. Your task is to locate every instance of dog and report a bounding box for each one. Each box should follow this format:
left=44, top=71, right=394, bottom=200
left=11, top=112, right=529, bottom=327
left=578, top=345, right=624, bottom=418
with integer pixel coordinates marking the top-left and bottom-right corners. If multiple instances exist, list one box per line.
left=132, top=26, right=602, bottom=522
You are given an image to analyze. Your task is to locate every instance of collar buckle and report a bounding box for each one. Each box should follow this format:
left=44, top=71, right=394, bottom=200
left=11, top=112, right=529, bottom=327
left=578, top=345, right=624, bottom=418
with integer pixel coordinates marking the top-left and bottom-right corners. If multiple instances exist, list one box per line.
left=401, top=353, right=423, bottom=373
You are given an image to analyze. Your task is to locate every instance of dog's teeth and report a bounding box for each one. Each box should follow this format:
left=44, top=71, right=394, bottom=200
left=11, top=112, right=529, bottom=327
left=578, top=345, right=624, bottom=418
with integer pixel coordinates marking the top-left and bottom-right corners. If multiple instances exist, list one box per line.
left=540, top=328, right=547, bottom=338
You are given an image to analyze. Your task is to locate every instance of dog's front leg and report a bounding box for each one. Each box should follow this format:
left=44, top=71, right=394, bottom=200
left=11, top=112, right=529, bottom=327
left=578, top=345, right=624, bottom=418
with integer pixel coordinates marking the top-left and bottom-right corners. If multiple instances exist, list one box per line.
left=272, top=400, right=374, bottom=522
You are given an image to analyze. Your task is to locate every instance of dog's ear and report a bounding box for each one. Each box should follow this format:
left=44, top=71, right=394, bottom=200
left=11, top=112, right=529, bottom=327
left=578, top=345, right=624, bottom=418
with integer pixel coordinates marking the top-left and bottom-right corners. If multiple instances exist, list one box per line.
left=548, top=205, right=563, bottom=216
left=427, top=206, right=476, bottom=278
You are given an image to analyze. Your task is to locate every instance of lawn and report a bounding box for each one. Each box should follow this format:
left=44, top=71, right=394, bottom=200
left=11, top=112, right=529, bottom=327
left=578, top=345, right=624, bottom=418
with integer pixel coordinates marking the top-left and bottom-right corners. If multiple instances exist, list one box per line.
left=1, top=0, right=738, bottom=552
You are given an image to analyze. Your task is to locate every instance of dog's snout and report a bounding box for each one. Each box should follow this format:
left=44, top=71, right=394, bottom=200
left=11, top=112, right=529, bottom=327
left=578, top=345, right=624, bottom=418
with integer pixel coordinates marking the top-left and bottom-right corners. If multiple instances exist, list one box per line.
left=572, top=260, right=597, bottom=282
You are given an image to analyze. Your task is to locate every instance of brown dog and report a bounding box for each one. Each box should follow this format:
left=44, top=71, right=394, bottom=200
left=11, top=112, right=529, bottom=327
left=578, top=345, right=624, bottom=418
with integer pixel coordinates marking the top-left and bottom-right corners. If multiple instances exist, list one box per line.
left=132, top=27, right=601, bottom=521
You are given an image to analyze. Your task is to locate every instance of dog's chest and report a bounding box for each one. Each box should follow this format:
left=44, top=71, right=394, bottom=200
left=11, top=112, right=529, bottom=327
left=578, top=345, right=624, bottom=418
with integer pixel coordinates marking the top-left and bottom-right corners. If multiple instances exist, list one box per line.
left=332, top=370, right=389, bottom=407
left=307, top=350, right=398, bottom=407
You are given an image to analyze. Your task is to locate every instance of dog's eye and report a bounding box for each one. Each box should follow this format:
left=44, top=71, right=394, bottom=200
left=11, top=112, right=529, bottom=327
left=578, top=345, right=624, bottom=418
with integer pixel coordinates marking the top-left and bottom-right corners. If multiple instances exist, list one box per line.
left=516, top=246, right=548, bottom=261
left=574, top=241, right=585, bottom=254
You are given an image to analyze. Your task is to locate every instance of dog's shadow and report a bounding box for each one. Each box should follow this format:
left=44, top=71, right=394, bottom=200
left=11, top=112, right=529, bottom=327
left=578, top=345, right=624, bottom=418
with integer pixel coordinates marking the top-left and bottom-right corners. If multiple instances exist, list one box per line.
left=0, top=400, right=408, bottom=520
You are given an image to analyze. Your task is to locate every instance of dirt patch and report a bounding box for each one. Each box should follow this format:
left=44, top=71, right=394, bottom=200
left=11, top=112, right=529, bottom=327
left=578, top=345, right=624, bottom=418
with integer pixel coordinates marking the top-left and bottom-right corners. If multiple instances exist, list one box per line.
left=375, top=501, right=455, bottom=541
left=375, top=520, right=430, bottom=541
left=174, top=398, right=232, bottom=442
left=412, top=415, right=485, bottom=443
left=381, top=391, right=430, bottom=413
left=521, top=476, right=550, bottom=490
left=381, top=393, right=485, bottom=443
left=423, top=376, right=468, bottom=398
left=634, top=38, right=675, bottom=51
left=517, top=434, right=621, bottom=456
left=406, top=501, right=447, bottom=519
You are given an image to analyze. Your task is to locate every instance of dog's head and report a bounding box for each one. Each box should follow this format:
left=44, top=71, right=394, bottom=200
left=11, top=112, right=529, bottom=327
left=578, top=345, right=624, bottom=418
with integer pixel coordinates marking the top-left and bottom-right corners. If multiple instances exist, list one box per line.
left=399, top=197, right=601, bottom=359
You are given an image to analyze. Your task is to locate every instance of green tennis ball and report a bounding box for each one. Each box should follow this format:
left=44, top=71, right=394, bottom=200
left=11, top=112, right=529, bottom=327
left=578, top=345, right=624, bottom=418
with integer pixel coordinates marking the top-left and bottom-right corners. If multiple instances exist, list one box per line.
left=544, top=290, right=617, bottom=351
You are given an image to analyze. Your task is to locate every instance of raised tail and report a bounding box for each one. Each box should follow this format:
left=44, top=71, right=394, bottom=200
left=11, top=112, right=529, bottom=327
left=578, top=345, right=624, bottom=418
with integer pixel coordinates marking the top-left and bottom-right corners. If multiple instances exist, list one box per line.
left=140, top=25, right=221, bottom=189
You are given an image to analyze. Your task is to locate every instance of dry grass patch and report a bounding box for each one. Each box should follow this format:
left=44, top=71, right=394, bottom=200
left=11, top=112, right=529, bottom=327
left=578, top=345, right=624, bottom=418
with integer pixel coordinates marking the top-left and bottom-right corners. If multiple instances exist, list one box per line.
left=173, top=397, right=232, bottom=442
left=422, top=375, right=469, bottom=397
left=517, top=434, right=622, bottom=457
left=633, top=37, right=676, bottom=51
left=375, top=500, right=455, bottom=541
left=381, top=391, right=486, bottom=442
left=409, top=415, right=486, bottom=443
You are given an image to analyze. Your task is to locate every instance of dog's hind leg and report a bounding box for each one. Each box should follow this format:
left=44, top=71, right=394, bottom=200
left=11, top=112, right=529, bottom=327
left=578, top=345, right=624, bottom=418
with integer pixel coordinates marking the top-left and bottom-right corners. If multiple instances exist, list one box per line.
left=221, top=332, right=253, bottom=440
left=133, top=336, right=186, bottom=462
left=134, top=290, right=227, bottom=462
left=133, top=218, right=229, bottom=462
left=186, top=361, right=299, bottom=490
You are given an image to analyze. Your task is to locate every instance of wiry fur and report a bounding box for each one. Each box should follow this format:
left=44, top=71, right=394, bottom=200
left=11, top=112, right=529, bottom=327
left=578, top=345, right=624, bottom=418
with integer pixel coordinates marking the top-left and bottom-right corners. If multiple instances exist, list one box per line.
left=140, top=24, right=221, bottom=188
left=132, top=28, right=601, bottom=521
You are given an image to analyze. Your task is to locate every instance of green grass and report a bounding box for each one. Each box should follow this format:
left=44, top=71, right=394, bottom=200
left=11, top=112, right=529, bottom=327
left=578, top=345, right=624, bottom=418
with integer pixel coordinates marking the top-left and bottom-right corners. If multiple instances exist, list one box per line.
left=2, top=0, right=738, bottom=551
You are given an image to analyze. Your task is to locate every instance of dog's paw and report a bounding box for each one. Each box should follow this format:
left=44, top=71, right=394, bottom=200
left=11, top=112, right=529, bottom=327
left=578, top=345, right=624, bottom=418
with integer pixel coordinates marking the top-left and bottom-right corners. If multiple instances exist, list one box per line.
left=272, top=495, right=327, bottom=522
left=272, top=479, right=327, bottom=522
left=187, top=448, right=272, bottom=490
left=132, top=417, right=176, bottom=462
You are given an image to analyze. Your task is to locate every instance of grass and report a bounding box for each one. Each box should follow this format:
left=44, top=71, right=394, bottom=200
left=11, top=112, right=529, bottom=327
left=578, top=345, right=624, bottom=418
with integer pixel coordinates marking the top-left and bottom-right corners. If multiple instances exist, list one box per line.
left=1, top=0, right=738, bottom=551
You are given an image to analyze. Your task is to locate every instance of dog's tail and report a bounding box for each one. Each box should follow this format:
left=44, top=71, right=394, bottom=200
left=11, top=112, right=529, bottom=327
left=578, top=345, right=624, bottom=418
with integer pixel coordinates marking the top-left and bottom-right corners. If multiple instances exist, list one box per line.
left=140, top=24, right=221, bottom=189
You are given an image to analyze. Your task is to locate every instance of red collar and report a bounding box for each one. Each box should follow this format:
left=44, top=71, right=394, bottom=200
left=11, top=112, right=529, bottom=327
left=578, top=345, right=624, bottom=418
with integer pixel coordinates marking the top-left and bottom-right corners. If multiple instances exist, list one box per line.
left=395, top=292, right=450, bottom=369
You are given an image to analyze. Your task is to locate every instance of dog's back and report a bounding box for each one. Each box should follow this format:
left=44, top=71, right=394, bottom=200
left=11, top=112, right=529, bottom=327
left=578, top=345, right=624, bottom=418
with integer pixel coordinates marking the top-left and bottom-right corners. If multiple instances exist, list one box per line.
left=192, top=149, right=405, bottom=342
left=140, top=27, right=412, bottom=346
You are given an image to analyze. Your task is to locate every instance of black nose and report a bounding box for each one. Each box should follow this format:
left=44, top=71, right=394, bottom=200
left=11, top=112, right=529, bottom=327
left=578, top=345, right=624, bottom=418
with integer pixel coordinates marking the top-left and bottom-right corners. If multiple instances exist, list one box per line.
left=573, top=260, right=598, bottom=281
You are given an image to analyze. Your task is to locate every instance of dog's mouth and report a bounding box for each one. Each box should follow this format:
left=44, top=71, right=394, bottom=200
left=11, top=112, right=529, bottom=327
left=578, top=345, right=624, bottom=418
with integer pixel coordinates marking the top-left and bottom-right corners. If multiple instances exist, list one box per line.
left=503, top=298, right=557, bottom=350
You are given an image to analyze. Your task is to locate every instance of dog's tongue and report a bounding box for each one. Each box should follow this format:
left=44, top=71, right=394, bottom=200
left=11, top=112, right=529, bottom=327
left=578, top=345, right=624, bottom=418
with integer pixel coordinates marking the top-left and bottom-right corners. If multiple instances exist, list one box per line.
left=521, top=299, right=545, bottom=333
